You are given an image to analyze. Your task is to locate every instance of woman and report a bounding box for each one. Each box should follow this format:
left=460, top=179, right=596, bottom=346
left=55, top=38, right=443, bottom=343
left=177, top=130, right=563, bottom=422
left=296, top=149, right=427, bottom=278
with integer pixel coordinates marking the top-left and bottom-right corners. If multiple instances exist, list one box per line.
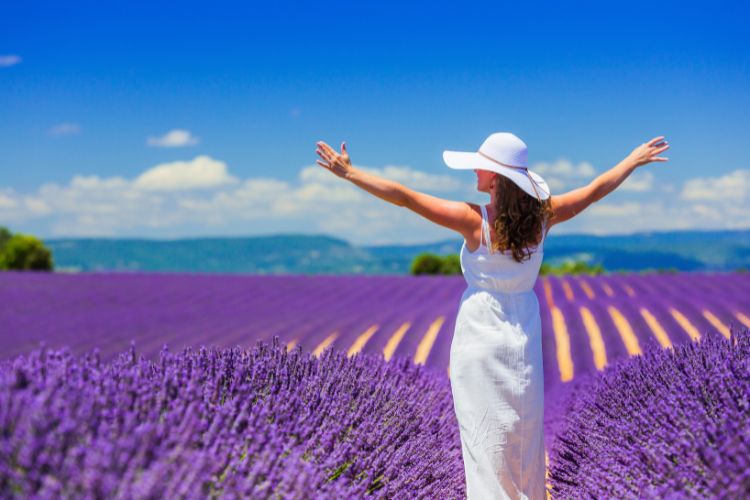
left=315, top=132, right=669, bottom=499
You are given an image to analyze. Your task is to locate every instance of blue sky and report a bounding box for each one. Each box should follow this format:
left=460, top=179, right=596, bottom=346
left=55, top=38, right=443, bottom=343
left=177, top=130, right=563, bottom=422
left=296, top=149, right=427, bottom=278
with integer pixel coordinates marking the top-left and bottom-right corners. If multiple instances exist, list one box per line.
left=1, top=0, right=748, bottom=244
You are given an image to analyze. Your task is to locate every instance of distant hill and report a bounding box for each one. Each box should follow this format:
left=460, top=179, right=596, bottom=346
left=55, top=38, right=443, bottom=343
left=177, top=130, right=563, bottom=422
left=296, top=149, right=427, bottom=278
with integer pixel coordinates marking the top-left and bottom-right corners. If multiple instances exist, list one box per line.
left=42, top=229, right=750, bottom=275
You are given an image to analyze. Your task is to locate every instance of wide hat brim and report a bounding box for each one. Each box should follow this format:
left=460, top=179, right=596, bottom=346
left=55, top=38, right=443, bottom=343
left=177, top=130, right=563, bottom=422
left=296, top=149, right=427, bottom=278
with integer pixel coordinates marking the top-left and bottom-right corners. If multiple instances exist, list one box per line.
left=443, top=150, right=551, bottom=201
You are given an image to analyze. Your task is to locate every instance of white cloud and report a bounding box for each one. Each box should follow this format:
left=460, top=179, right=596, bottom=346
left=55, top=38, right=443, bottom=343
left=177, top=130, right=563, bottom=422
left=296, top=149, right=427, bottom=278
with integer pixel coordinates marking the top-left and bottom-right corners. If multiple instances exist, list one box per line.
left=0, top=158, right=468, bottom=241
left=147, top=129, right=199, bottom=148
left=0, top=193, right=18, bottom=209
left=689, top=204, right=722, bottom=220
left=529, top=159, right=660, bottom=195
left=680, top=169, right=749, bottom=201
left=587, top=201, right=643, bottom=217
left=0, top=55, right=21, bottom=67
left=541, top=177, right=567, bottom=195
left=299, top=164, right=462, bottom=191
left=530, top=158, right=597, bottom=193
left=620, top=170, right=654, bottom=191
left=69, top=175, right=130, bottom=190
left=531, top=158, right=597, bottom=178
left=659, top=182, right=676, bottom=194
left=48, top=123, right=81, bottom=136
left=133, top=156, right=238, bottom=191
left=545, top=168, right=750, bottom=235
left=368, top=165, right=463, bottom=191
left=2, top=159, right=749, bottom=243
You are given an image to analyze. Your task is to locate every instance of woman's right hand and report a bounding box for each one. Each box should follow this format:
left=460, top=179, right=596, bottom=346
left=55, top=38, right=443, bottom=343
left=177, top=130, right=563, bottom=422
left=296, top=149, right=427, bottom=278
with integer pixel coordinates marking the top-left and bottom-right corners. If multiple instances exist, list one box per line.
left=627, top=136, right=670, bottom=167
left=316, top=141, right=354, bottom=179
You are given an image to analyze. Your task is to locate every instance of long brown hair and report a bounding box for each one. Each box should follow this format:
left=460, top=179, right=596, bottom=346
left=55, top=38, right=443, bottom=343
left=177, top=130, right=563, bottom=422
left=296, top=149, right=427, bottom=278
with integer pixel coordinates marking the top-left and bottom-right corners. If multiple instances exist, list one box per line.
left=487, top=173, right=554, bottom=263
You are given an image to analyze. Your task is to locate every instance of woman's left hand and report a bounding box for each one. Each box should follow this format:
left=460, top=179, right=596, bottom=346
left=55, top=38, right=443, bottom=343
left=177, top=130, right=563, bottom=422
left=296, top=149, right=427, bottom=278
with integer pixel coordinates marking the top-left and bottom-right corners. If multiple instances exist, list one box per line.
left=316, top=141, right=354, bottom=179
left=627, top=136, right=670, bottom=168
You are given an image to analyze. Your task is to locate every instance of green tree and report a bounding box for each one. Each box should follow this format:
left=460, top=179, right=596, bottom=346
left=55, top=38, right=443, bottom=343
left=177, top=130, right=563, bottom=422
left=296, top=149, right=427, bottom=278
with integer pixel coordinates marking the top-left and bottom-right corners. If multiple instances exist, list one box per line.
left=410, top=253, right=444, bottom=275
left=0, top=226, right=11, bottom=253
left=540, top=260, right=604, bottom=276
left=539, top=262, right=552, bottom=276
left=439, top=254, right=461, bottom=275
left=0, top=233, right=54, bottom=271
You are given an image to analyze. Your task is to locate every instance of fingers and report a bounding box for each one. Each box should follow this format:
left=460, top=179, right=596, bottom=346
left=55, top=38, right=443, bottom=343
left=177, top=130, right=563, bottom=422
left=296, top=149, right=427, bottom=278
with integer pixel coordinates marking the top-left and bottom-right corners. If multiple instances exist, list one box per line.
left=316, top=159, right=330, bottom=168
left=317, top=140, right=348, bottom=158
left=317, top=140, right=350, bottom=167
left=316, top=141, right=336, bottom=156
left=316, top=141, right=343, bottom=166
left=647, top=136, right=666, bottom=146
left=316, top=147, right=335, bottom=162
left=646, top=142, right=669, bottom=164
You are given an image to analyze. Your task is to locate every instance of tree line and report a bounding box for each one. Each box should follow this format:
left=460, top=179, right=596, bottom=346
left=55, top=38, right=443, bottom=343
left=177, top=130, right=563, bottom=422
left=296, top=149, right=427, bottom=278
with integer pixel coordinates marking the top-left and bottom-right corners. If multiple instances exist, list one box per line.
left=408, top=252, right=713, bottom=276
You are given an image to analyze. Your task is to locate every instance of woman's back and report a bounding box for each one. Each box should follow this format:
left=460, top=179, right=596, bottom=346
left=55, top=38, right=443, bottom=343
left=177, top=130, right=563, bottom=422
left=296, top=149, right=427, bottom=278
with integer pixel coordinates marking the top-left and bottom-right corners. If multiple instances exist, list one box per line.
left=460, top=203, right=547, bottom=295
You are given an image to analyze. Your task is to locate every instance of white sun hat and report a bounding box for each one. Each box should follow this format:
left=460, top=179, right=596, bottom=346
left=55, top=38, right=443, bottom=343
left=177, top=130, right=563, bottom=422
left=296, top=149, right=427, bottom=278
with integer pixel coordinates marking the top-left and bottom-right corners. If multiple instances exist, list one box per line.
left=443, top=132, right=551, bottom=201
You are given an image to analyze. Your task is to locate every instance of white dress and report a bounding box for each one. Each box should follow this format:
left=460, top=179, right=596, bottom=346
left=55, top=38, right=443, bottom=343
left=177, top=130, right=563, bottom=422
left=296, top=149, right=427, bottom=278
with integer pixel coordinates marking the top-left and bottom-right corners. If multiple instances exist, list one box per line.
left=449, top=203, right=547, bottom=500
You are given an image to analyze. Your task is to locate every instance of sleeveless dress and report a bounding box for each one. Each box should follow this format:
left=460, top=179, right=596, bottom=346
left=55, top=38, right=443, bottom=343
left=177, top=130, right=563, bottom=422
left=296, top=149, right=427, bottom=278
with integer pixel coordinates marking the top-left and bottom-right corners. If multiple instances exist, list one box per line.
left=449, top=203, right=547, bottom=500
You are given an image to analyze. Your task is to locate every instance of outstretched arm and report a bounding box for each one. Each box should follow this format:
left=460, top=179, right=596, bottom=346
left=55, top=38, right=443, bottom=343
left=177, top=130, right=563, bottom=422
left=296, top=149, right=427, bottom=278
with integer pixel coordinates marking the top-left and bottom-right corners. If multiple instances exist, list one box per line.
left=347, top=167, right=411, bottom=206
left=316, top=140, right=409, bottom=206
left=315, top=140, right=473, bottom=236
left=549, top=135, right=669, bottom=228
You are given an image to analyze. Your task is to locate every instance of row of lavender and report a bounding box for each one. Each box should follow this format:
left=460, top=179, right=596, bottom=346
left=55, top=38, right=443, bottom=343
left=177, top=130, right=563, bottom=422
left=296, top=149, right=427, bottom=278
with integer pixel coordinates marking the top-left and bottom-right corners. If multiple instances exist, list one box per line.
left=541, top=272, right=750, bottom=383
left=0, top=338, right=464, bottom=498
left=2, top=271, right=747, bottom=382
left=3, top=320, right=748, bottom=497
left=0, top=272, right=465, bottom=370
left=4, top=270, right=748, bottom=459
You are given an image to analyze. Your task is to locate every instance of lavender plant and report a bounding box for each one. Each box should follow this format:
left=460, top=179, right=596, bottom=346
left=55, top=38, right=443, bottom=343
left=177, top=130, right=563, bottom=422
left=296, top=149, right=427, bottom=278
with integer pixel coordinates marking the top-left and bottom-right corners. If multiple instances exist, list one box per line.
left=547, top=324, right=750, bottom=498
left=0, top=337, right=464, bottom=499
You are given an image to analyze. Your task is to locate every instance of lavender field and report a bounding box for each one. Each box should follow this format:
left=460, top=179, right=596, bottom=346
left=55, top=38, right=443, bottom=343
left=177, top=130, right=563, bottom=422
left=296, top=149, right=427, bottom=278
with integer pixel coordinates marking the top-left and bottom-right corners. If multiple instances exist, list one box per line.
left=1, top=270, right=749, bottom=497
left=2, top=271, right=748, bottom=380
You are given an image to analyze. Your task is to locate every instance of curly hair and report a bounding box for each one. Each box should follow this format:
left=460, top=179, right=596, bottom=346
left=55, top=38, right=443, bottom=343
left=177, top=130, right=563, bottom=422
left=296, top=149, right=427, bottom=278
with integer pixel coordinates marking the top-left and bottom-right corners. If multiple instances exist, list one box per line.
left=487, top=173, right=555, bottom=263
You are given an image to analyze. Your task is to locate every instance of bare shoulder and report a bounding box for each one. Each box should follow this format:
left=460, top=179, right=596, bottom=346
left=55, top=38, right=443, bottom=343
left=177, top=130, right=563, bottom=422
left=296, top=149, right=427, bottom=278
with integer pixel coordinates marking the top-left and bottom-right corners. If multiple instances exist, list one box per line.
left=465, top=201, right=481, bottom=215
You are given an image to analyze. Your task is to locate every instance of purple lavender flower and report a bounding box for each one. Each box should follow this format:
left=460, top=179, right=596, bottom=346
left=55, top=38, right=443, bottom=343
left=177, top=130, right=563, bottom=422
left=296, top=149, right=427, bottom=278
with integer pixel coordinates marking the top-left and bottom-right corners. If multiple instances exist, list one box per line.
left=0, top=337, right=465, bottom=498
left=547, top=324, right=750, bottom=498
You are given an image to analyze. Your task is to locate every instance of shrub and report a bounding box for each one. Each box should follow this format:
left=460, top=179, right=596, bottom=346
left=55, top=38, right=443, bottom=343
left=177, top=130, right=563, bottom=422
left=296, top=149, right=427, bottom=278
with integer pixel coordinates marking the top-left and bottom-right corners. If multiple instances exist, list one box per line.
left=0, top=233, right=54, bottom=271
left=438, top=254, right=461, bottom=275
left=410, top=253, right=462, bottom=275
left=0, top=337, right=464, bottom=498
left=547, top=324, right=750, bottom=498
left=410, top=253, right=444, bottom=275
left=540, top=260, right=604, bottom=276
left=0, top=226, right=11, bottom=253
